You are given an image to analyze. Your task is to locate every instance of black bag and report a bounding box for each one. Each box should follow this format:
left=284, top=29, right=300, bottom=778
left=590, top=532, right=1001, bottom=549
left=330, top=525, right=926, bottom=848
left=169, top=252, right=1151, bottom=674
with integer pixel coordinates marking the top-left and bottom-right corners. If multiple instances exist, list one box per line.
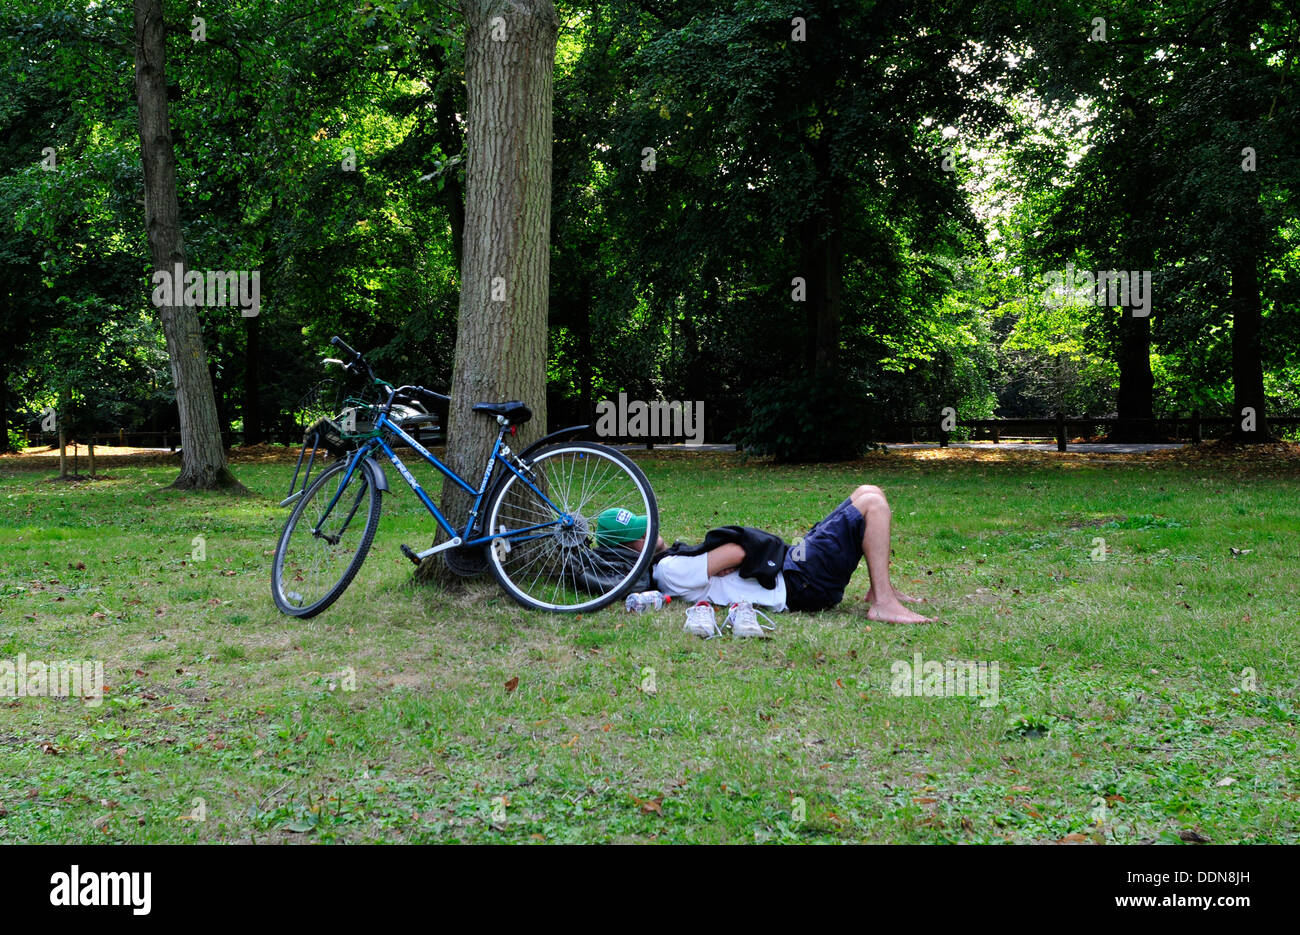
left=567, top=546, right=653, bottom=595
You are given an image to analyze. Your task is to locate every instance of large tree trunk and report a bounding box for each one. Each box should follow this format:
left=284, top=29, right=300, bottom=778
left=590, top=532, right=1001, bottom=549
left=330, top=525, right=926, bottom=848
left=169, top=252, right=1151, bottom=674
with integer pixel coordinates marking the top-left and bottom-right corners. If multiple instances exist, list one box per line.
left=799, top=134, right=843, bottom=378
left=1112, top=309, right=1154, bottom=440
left=133, top=0, right=242, bottom=490
left=420, top=0, right=557, bottom=580
left=242, top=314, right=262, bottom=445
left=1230, top=252, right=1269, bottom=441
left=0, top=358, right=10, bottom=454
left=1226, top=20, right=1270, bottom=443
left=1112, top=245, right=1155, bottom=441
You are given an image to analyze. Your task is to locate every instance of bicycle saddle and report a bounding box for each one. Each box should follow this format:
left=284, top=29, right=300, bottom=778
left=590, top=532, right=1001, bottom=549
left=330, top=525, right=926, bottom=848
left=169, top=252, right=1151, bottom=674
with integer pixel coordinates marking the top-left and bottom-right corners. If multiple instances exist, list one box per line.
left=472, top=401, right=532, bottom=425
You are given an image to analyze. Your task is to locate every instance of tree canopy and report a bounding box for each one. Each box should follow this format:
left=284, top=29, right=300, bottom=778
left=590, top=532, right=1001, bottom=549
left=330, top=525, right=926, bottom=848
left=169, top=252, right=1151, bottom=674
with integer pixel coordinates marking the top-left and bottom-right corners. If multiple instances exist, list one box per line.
left=2, top=0, right=1296, bottom=462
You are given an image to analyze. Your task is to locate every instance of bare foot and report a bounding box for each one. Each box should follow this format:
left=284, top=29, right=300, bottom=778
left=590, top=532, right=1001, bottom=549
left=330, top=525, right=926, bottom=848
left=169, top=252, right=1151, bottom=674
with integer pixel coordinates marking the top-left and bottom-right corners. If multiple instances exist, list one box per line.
left=866, top=587, right=927, bottom=604
left=866, top=601, right=936, bottom=624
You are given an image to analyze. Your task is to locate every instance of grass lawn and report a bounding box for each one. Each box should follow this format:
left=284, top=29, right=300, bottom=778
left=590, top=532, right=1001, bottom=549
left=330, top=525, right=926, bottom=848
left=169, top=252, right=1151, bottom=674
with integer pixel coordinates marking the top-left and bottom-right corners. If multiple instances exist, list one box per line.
left=1, top=446, right=1297, bottom=843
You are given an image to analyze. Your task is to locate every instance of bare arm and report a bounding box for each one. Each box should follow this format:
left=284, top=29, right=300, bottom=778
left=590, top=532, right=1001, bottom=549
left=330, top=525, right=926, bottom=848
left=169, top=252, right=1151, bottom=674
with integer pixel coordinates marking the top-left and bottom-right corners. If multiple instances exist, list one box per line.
left=706, top=543, right=746, bottom=577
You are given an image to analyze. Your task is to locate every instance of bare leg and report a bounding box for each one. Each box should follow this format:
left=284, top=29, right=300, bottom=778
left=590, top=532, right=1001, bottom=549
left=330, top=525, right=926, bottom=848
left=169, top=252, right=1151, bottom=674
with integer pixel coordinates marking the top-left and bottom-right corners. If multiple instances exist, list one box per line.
left=848, top=485, right=934, bottom=624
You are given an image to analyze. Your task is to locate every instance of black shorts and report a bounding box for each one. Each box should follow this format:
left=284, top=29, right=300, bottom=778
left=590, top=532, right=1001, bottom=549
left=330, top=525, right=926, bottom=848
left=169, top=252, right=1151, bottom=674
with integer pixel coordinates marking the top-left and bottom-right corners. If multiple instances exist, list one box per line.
left=782, top=498, right=866, bottom=612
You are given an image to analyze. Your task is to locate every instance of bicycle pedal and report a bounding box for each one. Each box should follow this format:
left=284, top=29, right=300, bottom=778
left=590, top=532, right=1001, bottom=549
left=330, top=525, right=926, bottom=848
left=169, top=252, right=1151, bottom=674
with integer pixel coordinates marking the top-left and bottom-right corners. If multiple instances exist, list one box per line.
left=400, top=544, right=422, bottom=566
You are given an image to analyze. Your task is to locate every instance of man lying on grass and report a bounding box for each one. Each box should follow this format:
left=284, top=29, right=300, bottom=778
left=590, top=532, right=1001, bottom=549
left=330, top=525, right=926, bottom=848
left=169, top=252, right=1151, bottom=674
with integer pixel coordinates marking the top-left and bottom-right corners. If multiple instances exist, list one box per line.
left=591, top=484, right=935, bottom=638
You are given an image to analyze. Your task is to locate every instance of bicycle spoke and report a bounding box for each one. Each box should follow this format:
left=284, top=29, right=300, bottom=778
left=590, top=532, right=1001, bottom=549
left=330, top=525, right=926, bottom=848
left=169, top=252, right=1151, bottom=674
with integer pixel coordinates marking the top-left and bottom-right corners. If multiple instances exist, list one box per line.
left=275, top=462, right=376, bottom=615
left=488, top=444, right=656, bottom=611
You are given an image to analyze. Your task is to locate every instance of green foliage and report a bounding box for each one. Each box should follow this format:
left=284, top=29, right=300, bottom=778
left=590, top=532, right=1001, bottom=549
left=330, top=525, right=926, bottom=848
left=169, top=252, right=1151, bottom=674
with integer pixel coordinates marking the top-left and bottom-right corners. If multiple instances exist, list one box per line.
left=731, top=372, right=874, bottom=462
left=0, top=0, right=1296, bottom=446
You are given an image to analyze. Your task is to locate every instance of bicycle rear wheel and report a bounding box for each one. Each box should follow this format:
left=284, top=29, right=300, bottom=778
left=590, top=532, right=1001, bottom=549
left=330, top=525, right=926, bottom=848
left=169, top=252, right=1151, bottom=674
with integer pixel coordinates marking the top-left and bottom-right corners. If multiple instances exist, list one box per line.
left=272, top=457, right=381, bottom=617
left=485, top=442, right=658, bottom=612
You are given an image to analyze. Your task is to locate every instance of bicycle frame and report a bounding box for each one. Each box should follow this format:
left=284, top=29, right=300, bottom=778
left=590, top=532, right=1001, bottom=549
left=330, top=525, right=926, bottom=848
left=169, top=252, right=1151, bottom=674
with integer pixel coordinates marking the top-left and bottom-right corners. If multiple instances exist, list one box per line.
left=316, top=411, right=569, bottom=563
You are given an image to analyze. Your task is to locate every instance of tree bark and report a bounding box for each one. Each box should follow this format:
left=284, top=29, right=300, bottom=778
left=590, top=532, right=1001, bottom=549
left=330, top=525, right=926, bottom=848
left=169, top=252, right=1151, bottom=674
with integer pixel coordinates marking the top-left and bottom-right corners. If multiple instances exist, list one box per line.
left=0, top=359, right=10, bottom=454
left=1230, top=252, right=1270, bottom=441
left=1112, top=243, right=1155, bottom=442
left=1226, top=19, right=1270, bottom=443
left=1112, top=309, right=1154, bottom=441
left=133, top=0, right=243, bottom=490
left=421, top=0, right=557, bottom=580
left=243, top=313, right=262, bottom=444
left=799, top=132, right=843, bottom=377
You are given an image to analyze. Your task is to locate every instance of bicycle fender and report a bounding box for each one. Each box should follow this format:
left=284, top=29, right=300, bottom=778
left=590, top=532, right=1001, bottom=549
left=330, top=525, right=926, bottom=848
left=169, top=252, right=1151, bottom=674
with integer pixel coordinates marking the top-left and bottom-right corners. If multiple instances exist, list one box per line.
left=518, top=424, right=591, bottom=461
left=361, top=454, right=390, bottom=493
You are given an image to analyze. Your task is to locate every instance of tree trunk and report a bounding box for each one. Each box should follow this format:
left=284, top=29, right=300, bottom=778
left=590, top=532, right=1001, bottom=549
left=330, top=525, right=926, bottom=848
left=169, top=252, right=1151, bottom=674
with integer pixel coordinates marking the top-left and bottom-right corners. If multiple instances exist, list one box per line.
left=133, top=0, right=243, bottom=490
left=799, top=133, right=843, bottom=377
left=0, top=360, right=10, bottom=454
left=1226, top=20, right=1270, bottom=443
left=88, top=439, right=96, bottom=478
left=1230, top=252, right=1269, bottom=441
left=1113, top=312, right=1154, bottom=437
left=243, top=313, right=262, bottom=444
left=58, top=424, right=67, bottom=479
left=1113, top=305, right=1154, bottom=441
left=420, top=0, right=558, bottom=581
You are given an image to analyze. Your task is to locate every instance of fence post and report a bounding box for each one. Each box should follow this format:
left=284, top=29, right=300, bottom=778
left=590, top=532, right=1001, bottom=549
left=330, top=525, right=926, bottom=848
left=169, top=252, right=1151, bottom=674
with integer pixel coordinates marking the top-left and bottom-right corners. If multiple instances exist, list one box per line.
left=1056, top=411, right=1067, bottom=452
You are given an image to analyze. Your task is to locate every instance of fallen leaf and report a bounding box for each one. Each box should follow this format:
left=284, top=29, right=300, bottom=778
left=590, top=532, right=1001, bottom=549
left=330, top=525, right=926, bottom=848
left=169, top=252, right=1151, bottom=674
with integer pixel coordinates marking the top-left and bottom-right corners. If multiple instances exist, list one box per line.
left=504, top=676, right=519, bottom=693
left=632, top=795, right=663, bottom=815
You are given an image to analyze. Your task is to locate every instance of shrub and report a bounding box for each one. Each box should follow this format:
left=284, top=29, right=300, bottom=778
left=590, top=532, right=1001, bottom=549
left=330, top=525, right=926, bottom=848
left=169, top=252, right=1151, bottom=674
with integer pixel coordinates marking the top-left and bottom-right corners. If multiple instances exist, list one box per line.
left=730, top=372, right=876, bottom=462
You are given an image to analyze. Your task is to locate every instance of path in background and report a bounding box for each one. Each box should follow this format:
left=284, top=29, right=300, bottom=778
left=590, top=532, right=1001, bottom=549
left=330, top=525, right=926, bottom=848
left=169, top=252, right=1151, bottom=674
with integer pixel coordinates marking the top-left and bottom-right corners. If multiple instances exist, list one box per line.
left=614, top=441, right=1187, bottom=454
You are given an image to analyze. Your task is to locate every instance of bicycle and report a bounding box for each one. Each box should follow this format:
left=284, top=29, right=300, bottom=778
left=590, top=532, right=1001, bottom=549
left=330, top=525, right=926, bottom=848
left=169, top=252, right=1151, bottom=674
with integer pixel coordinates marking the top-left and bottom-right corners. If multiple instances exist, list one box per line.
left=271, top=336, right=659, bottom=617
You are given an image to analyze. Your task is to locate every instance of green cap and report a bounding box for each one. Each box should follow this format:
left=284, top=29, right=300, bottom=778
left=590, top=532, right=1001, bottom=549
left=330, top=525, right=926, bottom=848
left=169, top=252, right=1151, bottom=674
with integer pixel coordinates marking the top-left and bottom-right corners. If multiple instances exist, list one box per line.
left=593, top=507, right=648, bottom=547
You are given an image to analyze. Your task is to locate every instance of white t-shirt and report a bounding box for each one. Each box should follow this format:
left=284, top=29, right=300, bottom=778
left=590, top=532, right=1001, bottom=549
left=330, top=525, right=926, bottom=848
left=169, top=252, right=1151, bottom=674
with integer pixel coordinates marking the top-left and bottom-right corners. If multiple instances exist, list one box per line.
left=652, top=553, right=787, bottom=611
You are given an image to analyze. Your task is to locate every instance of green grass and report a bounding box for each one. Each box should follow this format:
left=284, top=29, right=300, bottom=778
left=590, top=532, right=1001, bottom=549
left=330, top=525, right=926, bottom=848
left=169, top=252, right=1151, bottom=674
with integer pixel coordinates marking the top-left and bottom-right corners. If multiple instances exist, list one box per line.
left=0, top=450, right=1297, bottom=843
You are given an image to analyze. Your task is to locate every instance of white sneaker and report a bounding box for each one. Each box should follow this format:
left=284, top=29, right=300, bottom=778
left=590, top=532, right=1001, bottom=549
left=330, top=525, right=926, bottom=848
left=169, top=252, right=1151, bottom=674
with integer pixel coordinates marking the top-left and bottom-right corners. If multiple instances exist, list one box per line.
left=725, top=600, right=775, bottom=639
left=683, top=600, right=722, bottom=639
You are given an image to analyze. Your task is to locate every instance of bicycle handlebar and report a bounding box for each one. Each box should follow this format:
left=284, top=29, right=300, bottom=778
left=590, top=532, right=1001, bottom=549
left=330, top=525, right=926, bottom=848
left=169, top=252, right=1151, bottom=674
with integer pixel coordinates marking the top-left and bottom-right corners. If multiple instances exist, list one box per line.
left=393, top=385, right=450, bottom=408
left=328, top=336, right=450, bottom=419
left=330, top=335, right=361, bottom=361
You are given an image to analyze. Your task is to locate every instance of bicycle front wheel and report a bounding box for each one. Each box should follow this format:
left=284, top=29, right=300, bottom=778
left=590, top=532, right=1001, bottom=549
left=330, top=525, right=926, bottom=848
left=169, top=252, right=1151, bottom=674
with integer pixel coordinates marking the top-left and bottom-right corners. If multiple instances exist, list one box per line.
left=485, top=442, right=658, bottom=612
left=272, top=456, right=381, bottom=618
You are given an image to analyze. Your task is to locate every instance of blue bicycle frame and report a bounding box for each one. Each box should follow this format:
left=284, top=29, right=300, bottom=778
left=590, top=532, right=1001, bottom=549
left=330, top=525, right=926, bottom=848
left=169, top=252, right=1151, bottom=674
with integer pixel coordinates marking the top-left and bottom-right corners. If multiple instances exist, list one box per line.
left=318, top=411, right=570, bottom=562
